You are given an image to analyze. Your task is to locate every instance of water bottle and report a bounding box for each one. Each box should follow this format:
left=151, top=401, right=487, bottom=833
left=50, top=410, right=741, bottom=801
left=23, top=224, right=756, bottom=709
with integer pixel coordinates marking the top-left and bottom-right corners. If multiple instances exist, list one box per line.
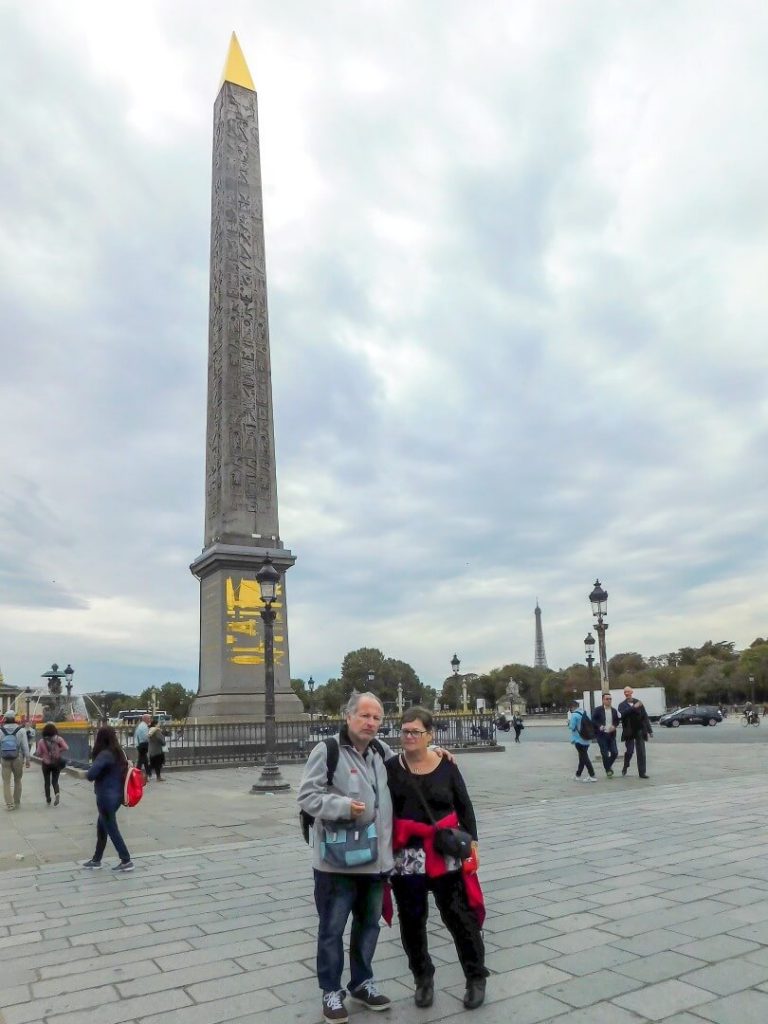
left=349, top=767, right=361, bottom=800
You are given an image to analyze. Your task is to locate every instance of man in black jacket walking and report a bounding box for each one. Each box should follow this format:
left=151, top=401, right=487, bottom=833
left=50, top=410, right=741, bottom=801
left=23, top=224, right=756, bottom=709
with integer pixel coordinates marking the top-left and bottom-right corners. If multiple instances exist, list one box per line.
left=592, top=693, right=620, bottom=777
left=618, top=687, right=652, bottom=779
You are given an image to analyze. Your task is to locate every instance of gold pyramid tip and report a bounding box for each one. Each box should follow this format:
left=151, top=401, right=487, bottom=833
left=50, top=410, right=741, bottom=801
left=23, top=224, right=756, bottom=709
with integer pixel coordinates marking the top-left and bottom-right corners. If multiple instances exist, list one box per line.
left=219, top=32, right=255, bottom=92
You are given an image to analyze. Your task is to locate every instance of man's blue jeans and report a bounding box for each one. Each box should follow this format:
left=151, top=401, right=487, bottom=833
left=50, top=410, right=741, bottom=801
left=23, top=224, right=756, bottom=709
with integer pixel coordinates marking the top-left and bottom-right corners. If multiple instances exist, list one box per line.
left=313, top=870, right=383, bottom=993
left=596, top=733, right=618, bottom=773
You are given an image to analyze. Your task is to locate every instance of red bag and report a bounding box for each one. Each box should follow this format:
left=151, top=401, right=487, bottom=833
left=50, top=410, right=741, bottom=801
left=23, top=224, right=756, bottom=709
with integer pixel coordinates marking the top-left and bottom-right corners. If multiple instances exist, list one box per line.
left=123, top=764, right=146, bottom=808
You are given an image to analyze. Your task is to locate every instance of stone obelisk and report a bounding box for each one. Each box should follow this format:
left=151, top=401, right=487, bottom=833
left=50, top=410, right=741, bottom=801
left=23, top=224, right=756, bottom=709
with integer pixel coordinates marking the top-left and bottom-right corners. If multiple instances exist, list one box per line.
left=189, top=34, right=301, bottom=721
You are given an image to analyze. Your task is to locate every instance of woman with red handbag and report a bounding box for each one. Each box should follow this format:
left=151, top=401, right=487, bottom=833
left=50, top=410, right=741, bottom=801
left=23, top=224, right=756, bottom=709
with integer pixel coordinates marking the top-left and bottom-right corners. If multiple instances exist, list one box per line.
left=386, top=707, right=488, bottom=1011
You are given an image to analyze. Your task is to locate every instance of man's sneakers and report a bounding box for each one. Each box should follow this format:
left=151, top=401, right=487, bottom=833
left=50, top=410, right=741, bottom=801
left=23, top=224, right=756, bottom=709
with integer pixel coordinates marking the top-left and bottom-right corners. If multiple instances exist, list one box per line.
left=639, top=774, right=650, bottom=779
left=582, top=775, right=597, bottom=783
left=54, top=793, right=60, bottom=806
left=322, top=991, right=348, bottom=1024
left=621, top=766, right=628, bottom=776
left=349, top=979, right=391, bottom=1011
left=606, top=769, right=614, bottom=778
left=82, top=860, right=102, bottom=869
left=113, top=860, right=135, bottom=872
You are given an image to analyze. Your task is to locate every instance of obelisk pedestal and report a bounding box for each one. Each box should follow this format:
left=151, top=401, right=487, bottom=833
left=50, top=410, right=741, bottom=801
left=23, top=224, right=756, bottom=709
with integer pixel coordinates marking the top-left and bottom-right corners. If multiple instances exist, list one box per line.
left=188, top=35, right=302, bottom=722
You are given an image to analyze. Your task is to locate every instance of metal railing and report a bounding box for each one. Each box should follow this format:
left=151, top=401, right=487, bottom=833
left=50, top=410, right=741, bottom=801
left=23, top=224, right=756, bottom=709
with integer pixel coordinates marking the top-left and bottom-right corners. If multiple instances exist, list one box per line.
left=53, top=715, right=501, bottom=769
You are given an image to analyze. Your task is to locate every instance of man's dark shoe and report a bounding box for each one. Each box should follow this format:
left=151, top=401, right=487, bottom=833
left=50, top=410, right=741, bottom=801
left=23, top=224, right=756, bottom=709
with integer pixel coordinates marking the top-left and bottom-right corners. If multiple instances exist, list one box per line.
left=606, top=769, right=614, bottom=778
left=322, top=991, right=349, bottom=1024
left=414, top=977, right=434, bottom=1008
left=639, top=774, right=650, bottom=779
left=621, top=766, right=628, bottom=776
left=463, top=978, right=486, bottom=1010
left=349, top=979, right=391, bottom=1011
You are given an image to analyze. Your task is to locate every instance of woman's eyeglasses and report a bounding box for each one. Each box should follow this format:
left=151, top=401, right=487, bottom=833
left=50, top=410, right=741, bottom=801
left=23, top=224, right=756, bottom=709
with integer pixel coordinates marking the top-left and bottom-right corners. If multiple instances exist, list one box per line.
left=400, top=728, right=427, bottom=738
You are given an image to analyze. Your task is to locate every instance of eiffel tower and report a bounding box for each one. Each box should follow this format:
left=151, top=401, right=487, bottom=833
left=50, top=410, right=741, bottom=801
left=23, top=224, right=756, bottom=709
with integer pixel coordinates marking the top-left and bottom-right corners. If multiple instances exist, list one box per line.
left=534, top=600, right=548, bottom=669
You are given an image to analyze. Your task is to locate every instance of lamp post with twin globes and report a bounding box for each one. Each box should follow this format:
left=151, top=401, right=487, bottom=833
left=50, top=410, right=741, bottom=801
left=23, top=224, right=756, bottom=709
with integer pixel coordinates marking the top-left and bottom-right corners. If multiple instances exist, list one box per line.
left=589, top=580, right=610, bottom=695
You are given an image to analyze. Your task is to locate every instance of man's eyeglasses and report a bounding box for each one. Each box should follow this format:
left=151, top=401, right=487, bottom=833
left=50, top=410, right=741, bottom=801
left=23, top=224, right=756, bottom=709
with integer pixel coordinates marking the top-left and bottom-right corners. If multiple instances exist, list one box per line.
left=400, top=729, right=427, bottom=738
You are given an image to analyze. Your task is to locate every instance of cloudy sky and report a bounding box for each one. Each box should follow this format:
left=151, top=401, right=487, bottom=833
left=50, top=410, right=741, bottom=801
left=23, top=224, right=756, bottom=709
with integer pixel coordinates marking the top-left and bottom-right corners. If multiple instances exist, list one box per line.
left=1, top=1, right=767, bottom=696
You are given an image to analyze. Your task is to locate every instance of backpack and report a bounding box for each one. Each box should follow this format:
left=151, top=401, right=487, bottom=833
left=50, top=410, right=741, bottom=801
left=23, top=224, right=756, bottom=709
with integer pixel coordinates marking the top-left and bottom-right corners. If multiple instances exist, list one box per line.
left=0, top=726, right=21, bottom=760
left=123, top=763, right=146, bottom=808
left=576, top=710, right=595, bottom=741
left=299, top=735, right=386, bottom=844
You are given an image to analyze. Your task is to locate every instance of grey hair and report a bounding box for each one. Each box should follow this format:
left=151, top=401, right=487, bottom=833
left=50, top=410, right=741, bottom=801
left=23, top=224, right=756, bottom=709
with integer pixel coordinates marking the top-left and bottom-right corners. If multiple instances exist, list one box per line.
left=344, top=690, right=384, bottom=716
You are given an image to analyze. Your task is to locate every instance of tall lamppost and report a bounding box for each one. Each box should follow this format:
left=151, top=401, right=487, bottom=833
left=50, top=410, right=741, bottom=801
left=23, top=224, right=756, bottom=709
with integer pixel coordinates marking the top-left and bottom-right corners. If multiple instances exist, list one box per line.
left=252, top=557, right=290, bottom=793
left=24, top=686, right=32, bottom=723
left=99, top=690, right=108, bottom=724
left=589, top=580, right=610, bottom=695
left=367, top=669, right=375, bottom=689
left=584, top=632, right=596, bottom=715
left=451, top=653, right=466, bottom=712
left=749, top=674, right=756, bottom=705
left=307, top=675, right=315, bottom=732
left=64, top=664, right=74, bottom=695
left=396, top=680, right=404, bottom=714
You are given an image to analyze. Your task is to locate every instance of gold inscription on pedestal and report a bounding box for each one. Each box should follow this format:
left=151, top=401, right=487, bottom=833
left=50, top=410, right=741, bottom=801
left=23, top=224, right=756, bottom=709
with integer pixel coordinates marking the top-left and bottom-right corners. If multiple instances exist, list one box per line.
left=225, top=577, right=285, bottom=665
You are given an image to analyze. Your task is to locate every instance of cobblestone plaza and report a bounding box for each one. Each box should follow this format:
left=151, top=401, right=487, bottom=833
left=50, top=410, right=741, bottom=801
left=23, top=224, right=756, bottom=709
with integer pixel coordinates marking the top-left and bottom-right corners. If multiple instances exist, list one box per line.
left=2, top=725, right=768, bottom=1024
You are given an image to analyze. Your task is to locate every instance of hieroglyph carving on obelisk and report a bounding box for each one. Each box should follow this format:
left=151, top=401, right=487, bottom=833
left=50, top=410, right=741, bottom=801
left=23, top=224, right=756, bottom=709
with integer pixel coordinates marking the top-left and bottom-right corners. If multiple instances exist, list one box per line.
left=189, top=34, right=301, bottom=721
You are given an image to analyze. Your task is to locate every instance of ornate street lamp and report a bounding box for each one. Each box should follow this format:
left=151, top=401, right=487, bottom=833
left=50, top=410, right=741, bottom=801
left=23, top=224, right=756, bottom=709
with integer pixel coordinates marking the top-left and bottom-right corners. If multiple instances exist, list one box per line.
left=252, top=557, right=290, bottom=792
left=396, top=680, right=404, bottom=714
left=307, top=675, right=315, bottom=732
left=749, top=674, right=756, bottom=705
left=367, top=669, right=375, bottom=688
left=64, top=664, right=74, bottom=699
left=584, top=632, right=596, bottom=714
left=589, top=580, right=610, bottom=693
left=24, top=686, right=32, bottom=723
left=451, top=653, right=467, bottom=713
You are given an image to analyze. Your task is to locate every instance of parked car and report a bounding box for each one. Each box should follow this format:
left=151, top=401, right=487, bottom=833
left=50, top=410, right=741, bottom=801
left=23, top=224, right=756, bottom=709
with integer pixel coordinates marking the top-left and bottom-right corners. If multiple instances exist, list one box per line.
left=659, top=705, right=723, bottom=728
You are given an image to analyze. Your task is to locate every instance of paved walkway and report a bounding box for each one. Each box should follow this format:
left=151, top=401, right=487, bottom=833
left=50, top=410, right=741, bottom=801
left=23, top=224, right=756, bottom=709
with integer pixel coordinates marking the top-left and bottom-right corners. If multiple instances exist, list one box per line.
left=2, top=736, right=768, bottom=1023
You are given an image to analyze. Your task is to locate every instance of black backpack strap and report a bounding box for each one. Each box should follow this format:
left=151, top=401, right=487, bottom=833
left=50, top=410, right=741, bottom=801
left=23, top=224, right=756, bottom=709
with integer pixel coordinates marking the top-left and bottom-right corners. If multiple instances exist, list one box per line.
left=323, top=736, right=339, bottom=787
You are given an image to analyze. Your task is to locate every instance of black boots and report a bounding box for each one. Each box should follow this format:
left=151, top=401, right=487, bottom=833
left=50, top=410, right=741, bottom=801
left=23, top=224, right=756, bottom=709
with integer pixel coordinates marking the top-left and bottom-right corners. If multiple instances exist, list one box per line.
left=463, top=978, right=486, bottom=1010
left=414, top=978, right=434, bottom=1007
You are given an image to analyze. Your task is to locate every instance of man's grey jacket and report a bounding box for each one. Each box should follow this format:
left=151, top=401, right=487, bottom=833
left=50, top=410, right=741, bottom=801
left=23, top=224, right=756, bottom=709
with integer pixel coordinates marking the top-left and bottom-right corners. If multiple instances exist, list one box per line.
left=297, top=727, right=395, bottom=875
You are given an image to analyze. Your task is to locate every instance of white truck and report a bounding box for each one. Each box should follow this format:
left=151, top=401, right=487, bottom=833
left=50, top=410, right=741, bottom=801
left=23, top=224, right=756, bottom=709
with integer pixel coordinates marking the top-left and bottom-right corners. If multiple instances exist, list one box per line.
left=581, top=686, right=667, bottom=721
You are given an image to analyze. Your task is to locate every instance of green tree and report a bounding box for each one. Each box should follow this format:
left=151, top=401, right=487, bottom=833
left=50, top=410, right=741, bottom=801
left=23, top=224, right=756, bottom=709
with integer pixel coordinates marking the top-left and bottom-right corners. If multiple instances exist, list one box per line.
left=291, top=678, right=309, bottom=711
left=137, top=682, right=195, bottom=720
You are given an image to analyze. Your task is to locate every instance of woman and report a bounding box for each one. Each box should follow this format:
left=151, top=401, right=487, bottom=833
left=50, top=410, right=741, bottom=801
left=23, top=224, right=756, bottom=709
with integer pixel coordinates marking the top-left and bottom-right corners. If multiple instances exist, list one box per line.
left=386, top=707, right=488, bottom=1011
left=35, top=723, right=69, bottom=806
left=147, top=718, right=166, bottom=781
left=82, top=726, right=134, bottom=872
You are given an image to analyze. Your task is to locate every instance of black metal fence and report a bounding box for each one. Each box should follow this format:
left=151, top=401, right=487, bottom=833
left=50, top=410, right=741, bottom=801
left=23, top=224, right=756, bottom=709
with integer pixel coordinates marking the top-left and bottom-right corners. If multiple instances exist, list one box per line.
left=56, top=715, right=502, bottom=770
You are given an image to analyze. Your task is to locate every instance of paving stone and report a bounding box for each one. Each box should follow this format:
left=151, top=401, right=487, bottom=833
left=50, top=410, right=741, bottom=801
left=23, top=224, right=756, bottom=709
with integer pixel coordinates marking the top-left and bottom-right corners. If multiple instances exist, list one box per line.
left=613, top=979, right=717, bottom=1020
left=185, top=960, right=314, bottom=1001
left=670, top=934, right=761, bottom=961
left=542, top=969, right=643, bottom=1007
left=680, top=957, right=768, bottom=996
left=45, top=988, right=192, bottom=1024
left=614, top=929, right=701, bottom=956
left=694, top=988, right=768, bottom=1023
left=544, top=1001, right=648, bottom=1023
left=615, top=951, right=707, bottom=983
left=2, top=984, right=120, bottom=1024
left=545, top=943, right=639, bottom=976
left=117, top=960, right=243, bottom=998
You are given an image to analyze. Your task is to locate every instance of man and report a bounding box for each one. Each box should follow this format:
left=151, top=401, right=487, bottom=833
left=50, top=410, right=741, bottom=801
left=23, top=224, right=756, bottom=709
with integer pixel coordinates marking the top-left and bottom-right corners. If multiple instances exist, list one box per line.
left=512, top=714, right=524, bottom=743
left=133, top=714, right=152, bottom=778
left=298, top=693, right=394, bottom=1024
left=1, top=712, right=31, bottom=810
left=618, top=687, right=652, bottom=778
left=592, top=693, right=620, bottom=777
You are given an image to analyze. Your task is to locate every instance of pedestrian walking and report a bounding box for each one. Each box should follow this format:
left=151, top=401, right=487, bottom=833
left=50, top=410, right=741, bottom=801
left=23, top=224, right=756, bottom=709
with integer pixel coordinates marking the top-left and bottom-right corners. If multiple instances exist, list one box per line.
left=592, top=694, right=620, bottom=777
left=512, top=714, right=524, bottom=743
left=133, top=714, right=151, bottom=779
left=568, top=701, right=596, bottom=782
left=147, top=719, right=166, bottom=781
left=297, top=693, right=394, bottom=1023
left=35, top=723, right=69, bottom=805
left=1, top=711, right=31, bottom=811
left=82, top=726, right=134, bottom=872
left=387, top=707, right=488, bottom=1011
left=618, top=687, right=653, bottom=779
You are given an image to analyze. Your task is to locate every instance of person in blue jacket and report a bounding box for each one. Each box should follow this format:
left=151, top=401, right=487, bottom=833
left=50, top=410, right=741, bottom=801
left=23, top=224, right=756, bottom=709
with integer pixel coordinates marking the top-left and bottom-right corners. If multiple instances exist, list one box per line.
left=82, top=726, right=134, bottom=871
left=567, top=700, right=596, bottom=783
